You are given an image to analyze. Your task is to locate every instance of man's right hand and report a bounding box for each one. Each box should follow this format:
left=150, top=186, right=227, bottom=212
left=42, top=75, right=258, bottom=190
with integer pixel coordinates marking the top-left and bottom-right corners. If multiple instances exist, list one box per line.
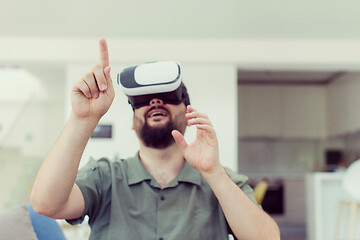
left=30, top=39, right=115, bottom=219
left=71, top=39, right=115, bottom=120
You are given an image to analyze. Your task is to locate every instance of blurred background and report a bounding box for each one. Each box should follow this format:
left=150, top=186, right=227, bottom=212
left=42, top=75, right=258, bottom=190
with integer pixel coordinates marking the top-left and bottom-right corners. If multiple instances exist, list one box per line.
left=1, top=0, right=360, bottom=239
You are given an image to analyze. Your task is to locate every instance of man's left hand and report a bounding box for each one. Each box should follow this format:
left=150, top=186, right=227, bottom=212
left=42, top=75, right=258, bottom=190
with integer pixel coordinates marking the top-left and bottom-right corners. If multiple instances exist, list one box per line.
left=172, top=105, right=221, bottom=174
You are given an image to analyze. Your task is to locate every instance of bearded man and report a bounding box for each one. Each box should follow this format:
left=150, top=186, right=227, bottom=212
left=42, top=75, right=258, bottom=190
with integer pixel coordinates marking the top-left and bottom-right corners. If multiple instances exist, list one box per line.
left=30, top=39, right=280, bottom=240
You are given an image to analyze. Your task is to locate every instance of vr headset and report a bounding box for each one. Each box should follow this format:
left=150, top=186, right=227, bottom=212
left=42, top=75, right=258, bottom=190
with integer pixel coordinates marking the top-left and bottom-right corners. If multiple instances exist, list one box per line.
left=117, top=61, right=190, bottom=109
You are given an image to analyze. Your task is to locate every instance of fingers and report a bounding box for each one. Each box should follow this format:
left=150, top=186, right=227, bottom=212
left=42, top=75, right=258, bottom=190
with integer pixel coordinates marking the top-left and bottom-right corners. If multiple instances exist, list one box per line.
left=104, top=65, right=114, bottom=89
left=98, top=39, right=114, bottom=92
left=92, top=64, right=108, bottom=91
left=73, top=39, right=114, bottom=100
left=72, top=39, right=114, bottom=101
left=74, top=79, right=92, bottom=98
left=172, top=130, right=188, bottom=152
left=75, top=66, right=104, bottom=99
left=99, top=39, right=110, bottom=68
left=83, top=72, right=100, bottom=98
left=186, top=106, right=209, bottom=120
left=185, top=106, right=214, bottom=131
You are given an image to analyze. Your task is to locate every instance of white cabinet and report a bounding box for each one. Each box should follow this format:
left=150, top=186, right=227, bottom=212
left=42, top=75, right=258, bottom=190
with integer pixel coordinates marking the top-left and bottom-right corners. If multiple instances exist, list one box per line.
left=238, top=85, right=326, bottom=139
left=238, top=86, right=282, bottom=137
left=282, top=86, right=326, bottom=138
left=306, top=173, right=360, bottom=240
left=327, top=73, right=360, bottom=137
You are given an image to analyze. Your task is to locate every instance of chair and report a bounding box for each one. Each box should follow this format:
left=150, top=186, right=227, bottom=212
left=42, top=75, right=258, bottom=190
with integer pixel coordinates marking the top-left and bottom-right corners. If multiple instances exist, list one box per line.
left=335, top=160, right=360, bottom=240
left=253, top=180, right=268, bottom=205
left=27, top=204, right=66, bottom=240
left=0, top=204, right=66, bottom=240
left=0, top=205, right=38, bottom=240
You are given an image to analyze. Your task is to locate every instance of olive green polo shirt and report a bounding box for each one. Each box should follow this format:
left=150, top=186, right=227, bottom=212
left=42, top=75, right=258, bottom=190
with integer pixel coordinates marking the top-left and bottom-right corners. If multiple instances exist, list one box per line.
left=67, top=153, right=257, bottom=240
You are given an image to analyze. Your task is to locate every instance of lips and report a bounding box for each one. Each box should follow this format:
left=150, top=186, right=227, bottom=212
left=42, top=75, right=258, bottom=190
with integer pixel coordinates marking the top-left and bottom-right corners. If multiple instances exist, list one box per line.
left=147, top=107, right=169, bottom=119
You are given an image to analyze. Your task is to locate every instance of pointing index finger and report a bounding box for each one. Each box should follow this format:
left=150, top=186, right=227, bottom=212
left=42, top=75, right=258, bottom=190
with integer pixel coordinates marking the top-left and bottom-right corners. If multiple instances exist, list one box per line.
left=99, top=39, right=109, bottom=68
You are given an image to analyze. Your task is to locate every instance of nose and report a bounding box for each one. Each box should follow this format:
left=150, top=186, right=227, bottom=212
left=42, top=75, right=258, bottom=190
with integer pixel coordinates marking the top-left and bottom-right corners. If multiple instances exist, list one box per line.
left=149, top=98, right=164, bottom=107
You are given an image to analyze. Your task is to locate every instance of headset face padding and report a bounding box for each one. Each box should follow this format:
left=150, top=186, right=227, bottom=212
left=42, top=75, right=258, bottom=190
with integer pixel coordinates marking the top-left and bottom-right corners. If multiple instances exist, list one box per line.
left=117, top=61, right=190, bottom=109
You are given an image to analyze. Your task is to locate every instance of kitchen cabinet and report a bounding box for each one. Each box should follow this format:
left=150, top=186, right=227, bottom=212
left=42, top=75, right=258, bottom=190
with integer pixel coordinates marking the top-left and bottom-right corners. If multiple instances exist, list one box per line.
left=327, top=73, right=360, bottom=137
left=238, top=86, right=282, bottom=137
left=238, top=85, right=326, bottom=139
left=282, top=86, right=326, bottom=138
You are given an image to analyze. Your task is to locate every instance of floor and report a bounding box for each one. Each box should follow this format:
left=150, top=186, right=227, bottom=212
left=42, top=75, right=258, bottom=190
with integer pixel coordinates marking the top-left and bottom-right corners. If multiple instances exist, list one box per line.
left=281, top=235, right=306, bottom=240
left=279, top=224, right=306, bottom=240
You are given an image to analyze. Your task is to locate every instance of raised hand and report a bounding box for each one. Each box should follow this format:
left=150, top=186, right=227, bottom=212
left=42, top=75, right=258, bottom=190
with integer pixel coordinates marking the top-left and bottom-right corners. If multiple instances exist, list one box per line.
left=71, top=39, right=115, bottom=119
left=172, top=106, right=221, bottom=174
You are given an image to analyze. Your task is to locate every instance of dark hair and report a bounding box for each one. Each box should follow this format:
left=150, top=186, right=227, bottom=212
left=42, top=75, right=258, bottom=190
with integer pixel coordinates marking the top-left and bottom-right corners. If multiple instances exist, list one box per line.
left=181, top=82, right=190, bottom=106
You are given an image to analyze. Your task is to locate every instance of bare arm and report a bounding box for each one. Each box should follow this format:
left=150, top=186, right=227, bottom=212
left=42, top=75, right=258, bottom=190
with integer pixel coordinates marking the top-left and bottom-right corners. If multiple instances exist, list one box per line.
left=30, top=39, right=115, bottom=219
left=202, top=168, right=280, bottom=239
left=172, top=106, right=280, bottom=240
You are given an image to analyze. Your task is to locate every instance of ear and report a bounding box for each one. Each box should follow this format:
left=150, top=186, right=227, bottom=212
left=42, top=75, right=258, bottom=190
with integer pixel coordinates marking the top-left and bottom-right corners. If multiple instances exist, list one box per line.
left=131, top=112, right=136, bottom=130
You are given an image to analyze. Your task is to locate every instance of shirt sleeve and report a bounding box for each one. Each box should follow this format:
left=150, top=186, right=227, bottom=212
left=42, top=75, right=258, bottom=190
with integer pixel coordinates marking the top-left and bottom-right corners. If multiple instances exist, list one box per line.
left=223, top=167, right=260, bottom=207
left=66, top=158, right=112, bottom=225
left=223, top=167, right=262, bottom=239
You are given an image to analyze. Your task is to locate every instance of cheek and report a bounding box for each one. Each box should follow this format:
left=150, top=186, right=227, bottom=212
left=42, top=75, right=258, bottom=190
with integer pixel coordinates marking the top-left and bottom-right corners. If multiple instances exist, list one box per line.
left=174, top=109, right=188, bottom=126
left=133, top=112, right=144, bottom=129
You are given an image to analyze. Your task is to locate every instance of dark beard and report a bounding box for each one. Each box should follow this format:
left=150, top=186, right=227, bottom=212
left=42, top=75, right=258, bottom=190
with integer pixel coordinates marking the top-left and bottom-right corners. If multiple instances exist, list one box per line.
left=140, top=120, right=175, bottom=149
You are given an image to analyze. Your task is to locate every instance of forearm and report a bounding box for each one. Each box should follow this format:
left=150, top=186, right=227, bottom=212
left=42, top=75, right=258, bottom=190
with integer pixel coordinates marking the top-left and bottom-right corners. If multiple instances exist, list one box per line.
left=202, top=167, right=280, bottom=240
left=30, top=113, right=99, bottom=215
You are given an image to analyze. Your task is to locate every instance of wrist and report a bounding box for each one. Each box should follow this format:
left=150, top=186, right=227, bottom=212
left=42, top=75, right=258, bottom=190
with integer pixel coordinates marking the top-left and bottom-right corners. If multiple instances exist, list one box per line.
left=200, top=165, right=226, bottom=182
left=70, top=111, right=101, bottom=125
left=69, top=112, right=100, bottom=133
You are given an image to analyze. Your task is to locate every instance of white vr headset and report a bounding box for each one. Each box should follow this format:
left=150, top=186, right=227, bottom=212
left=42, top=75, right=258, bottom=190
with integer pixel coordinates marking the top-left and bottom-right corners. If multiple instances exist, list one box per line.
left=117, top=61, right=190, bottom=109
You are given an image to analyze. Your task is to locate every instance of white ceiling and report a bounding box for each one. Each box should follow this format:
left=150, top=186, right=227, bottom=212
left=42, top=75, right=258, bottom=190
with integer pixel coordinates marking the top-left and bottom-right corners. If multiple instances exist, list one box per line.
left=1, top=0, right=360, bottom=39
left=3, top=0, right=360, bottom=84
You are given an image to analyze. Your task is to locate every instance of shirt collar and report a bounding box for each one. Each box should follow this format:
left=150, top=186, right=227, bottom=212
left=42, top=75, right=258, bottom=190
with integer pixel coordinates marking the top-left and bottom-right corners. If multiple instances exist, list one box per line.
left=127, top=153, right=153, bottom=186
left=175, top=160, right=202, bottom=186
left=127, top=152, right=202, bottom=187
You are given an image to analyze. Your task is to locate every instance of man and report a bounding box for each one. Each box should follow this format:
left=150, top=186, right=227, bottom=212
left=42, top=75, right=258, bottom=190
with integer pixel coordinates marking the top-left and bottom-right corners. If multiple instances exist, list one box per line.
left=30, top=39, right=280, bottom=239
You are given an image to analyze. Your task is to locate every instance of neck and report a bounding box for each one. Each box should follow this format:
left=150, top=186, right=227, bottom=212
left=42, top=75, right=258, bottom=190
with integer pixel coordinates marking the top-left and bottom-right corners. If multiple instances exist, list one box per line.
left=139, top=142, right=185, bottom=188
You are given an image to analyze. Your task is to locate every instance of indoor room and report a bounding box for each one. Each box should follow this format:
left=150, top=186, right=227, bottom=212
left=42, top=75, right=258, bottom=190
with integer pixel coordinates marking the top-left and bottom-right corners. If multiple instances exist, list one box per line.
left=1, top=1, right=360, bottom=239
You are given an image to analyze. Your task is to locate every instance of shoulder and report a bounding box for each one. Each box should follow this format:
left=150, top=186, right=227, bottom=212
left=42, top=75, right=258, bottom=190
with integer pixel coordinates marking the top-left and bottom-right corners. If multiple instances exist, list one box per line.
left=77, top=157, right=134, bottom=185
left=80, top=157, right=133, bottom=174
left=78, top=158, right=112, bottom=176
left=223, top=167, right=260, bottom=205
left=223, top=167, right=249, bottom=188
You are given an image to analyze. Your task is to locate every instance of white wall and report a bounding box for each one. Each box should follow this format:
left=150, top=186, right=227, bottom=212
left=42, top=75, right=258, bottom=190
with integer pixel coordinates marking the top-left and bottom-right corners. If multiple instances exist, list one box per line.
left=3, top=38, right=360, bottom=69
left=3, top=67, right=65, bottom=156
left=0, top=66, right=66, bottom=211
left=66, top=63, right=238, bottom=170
left=181, top=63, right=238, bottom=169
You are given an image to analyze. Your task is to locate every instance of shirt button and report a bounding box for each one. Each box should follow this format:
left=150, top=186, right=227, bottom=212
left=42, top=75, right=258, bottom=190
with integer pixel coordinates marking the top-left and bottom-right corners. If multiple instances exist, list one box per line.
left=160, top=196, right=165, bottom=201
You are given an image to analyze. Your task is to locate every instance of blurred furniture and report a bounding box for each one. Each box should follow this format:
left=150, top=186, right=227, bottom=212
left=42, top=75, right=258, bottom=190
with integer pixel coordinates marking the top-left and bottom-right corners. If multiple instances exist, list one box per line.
left=27, top=204, right=66, bottom=240
left=253, top=180, right=268, bottom=205
left=0, top=204, right=66, bottom=240
left=306, top=172, right=347, bottom=240
left=0, top=205, right=37, bottom=240
left=335, top=160, right=360, bottom=240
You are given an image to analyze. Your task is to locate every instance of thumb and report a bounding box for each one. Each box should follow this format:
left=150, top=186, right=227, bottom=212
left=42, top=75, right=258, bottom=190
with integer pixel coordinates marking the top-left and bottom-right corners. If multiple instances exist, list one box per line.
left=104, top=66, right=113, bottom=87
left=172, top=130, right=188, bottom=152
